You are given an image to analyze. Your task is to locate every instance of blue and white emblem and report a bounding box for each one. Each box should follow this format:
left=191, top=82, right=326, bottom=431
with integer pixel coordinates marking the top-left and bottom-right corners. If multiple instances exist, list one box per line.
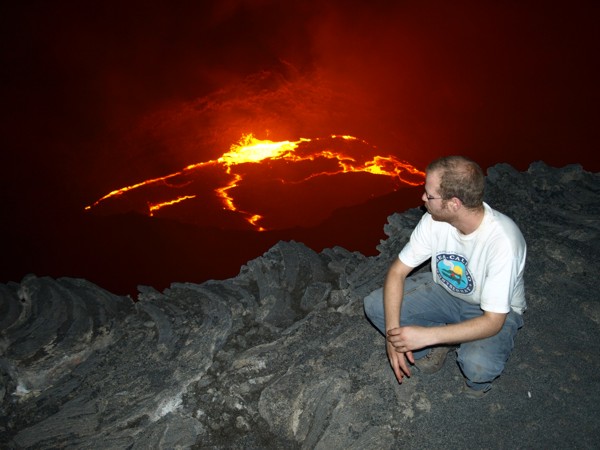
left=435, top=253, right=474, bottom=294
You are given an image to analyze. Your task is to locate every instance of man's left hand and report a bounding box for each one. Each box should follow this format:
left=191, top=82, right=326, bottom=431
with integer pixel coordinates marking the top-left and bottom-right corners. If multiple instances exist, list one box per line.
left=386, top=326, right=433, bottom=353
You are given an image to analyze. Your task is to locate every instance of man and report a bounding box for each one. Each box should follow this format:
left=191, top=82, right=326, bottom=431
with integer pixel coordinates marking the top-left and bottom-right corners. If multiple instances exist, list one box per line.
left=364, top=156, right=526, bottom=398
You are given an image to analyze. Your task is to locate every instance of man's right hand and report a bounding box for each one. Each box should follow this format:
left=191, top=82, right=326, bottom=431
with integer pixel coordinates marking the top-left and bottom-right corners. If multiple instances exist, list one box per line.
left=386, top=341, right=414, bottom=383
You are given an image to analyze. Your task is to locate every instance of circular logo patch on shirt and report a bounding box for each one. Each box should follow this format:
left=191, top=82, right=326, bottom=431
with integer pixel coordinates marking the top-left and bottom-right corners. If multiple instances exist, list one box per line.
left=435, top=253, right=474, bottom=294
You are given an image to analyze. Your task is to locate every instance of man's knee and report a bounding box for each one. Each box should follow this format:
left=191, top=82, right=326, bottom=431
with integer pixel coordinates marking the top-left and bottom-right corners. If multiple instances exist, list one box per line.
left=456, top=343, right=508, bottom=383
left=363, top=288, right=383, bottom=320
left=363, top=288, right=386, bottom=335
left=458, top=313, right=522, bottom=383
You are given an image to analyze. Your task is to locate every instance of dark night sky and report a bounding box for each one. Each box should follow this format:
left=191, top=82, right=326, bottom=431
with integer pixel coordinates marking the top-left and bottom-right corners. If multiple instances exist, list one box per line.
left=1, top=0, right=598, bottom=295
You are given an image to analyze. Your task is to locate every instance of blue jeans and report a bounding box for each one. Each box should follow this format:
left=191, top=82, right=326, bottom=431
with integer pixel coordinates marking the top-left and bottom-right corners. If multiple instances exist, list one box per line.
left=363, top=272, right=524, bottom=392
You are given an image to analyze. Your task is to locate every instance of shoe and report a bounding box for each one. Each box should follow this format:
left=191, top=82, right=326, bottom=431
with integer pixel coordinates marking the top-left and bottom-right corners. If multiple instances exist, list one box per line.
left=414, top=346, right=453, bottom=374
left=462, top=381, right=491, bottom=399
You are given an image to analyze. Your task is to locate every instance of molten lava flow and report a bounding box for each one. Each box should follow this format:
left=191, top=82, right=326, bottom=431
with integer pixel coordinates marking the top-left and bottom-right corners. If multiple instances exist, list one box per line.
left=149, top=195, right=197, bottom=216
left=218, top=134, right=307, bottom=165
left=86, top=133, right=424, bottom=230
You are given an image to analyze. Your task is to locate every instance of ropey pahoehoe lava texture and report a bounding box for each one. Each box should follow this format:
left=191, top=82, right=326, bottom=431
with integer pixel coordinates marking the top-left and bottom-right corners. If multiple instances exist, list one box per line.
left=1, top=162, right=599, bottom=449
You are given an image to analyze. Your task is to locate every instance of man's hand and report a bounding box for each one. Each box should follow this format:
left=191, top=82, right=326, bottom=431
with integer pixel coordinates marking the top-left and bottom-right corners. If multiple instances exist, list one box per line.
left=386, top=326, right=434, bottom=354
left=386, top=340, right=414, bottom=383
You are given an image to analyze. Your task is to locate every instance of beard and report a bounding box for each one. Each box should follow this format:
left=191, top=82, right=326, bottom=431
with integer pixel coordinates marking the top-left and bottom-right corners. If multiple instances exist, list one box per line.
left=427, top=201, right=452, bottom=223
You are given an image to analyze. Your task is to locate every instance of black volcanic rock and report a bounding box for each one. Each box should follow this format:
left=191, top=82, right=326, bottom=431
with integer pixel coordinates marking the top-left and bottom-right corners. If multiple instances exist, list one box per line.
left=1, top=162, right=599, bottom=449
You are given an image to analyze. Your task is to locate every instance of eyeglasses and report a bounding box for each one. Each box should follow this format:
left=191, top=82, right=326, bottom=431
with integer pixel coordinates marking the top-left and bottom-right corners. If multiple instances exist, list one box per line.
left=425, top=194, right=443, bottom=201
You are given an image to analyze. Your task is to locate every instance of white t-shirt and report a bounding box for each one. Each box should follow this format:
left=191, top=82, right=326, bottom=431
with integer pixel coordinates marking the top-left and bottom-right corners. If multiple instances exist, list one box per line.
left=399, top=202, right=527, bottom=314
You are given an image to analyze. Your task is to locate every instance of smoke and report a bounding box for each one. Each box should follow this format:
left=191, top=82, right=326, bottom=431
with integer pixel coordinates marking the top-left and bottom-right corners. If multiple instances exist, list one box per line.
left=3, top=0, right=599, bottom=209
left=105, top=0, right=600, bottom=187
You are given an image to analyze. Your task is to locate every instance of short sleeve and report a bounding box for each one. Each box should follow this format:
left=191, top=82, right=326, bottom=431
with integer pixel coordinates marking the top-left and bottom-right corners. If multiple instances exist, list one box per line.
left=479, top=236, right=526, bottom=314
left=399, top=213, right=434, bottom=268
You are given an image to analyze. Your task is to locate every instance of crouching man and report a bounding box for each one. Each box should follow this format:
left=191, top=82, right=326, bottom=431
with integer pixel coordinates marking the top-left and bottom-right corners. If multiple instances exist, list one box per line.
left=364, top=156, right=526, bottom=398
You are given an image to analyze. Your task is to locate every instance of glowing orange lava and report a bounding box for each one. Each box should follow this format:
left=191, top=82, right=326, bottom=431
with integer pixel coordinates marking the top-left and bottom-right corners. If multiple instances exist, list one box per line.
left=149, top=195, right=197, bottom=216
left=86, top=134, right=424, bottom=230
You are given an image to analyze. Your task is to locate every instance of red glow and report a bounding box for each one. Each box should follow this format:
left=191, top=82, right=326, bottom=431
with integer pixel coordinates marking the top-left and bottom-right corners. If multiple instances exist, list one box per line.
left=86, top=133, right=424, bottom=231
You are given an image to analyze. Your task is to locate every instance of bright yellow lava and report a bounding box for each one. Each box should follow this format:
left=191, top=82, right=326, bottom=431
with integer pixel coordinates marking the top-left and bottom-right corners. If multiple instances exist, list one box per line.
left=219, top=135, right=305, bottom=165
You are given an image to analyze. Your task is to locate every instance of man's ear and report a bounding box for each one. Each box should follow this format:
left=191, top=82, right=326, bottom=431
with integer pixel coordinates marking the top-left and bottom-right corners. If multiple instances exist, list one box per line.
left=451, top=197, right=462, bottom=211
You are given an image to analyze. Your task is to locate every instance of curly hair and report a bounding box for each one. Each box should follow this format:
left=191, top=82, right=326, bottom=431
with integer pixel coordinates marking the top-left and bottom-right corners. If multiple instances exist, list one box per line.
left=426, top=156, right=484, bottom=209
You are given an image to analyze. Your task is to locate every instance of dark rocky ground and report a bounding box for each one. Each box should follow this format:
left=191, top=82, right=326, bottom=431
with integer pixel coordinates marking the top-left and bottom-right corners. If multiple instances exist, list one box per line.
left=1, top=161, right=599, bottom=449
